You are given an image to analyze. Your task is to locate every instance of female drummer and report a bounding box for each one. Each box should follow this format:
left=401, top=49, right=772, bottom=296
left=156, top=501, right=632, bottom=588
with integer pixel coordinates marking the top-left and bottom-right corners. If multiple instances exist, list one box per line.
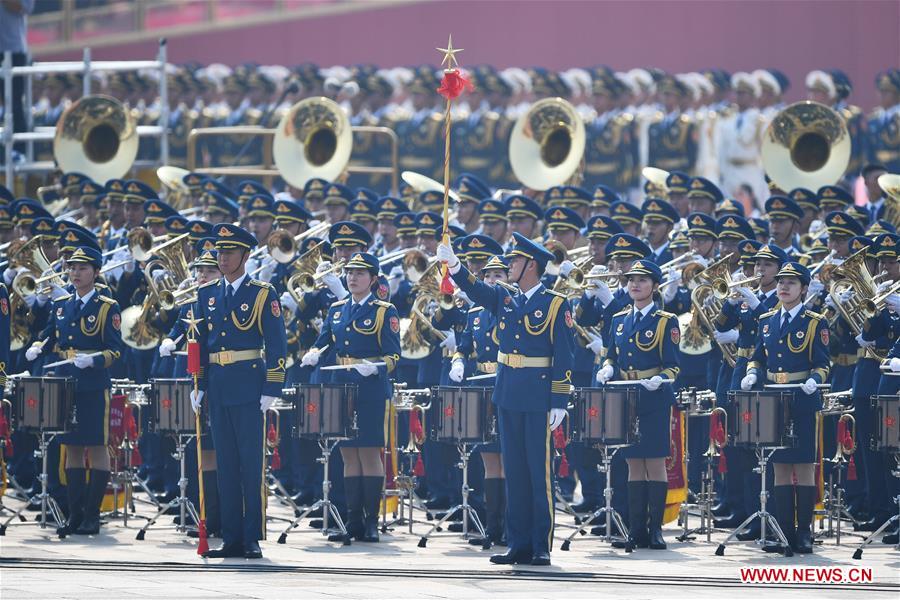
left=25, top=246, right=124, bottom=537
left=740, top=262, right=829, bottom=554
left=596, top=259, right=680, bottom=550
left=449, top=253, right=509, bottom=547
left=300, top=252, right=401, bottom=543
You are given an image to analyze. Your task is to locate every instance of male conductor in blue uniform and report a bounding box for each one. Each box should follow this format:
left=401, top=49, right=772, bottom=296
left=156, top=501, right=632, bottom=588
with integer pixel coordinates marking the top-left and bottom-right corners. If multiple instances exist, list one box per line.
left=437, top=232, right=576, bottom=566
left=192, top=224, right=287, bottom=559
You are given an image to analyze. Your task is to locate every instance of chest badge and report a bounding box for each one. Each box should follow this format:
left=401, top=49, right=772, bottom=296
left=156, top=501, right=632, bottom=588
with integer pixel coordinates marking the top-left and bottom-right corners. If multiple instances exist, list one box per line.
left=333, top=311, right=341, bottom=320
left=644, top=329, right=653, bottom=338
left=363, top=319, right=372, bottom=326
left=473, top=317, right=480, bottom=326
left=533, top=309, right=543, bottom=319
left=499, top=321, right=506, bottom=330
left=87, top=315, right=96, bottom=324
left=208, top=297, right=215, bottom=306
left=762, top=324, right=769, bottom=334
left=796, top=331, right=804, bottom=339
left=240, top=303, right=249, bottom=312
left=504, top=296, right=511, bottom=306
left=616, top=323, right=624, bottom=334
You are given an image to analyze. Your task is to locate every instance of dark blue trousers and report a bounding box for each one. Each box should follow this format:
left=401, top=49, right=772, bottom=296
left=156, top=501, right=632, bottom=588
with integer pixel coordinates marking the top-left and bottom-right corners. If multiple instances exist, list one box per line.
left=498, top=406, right=553, bottom=555
left=210, top=400, right=264, bottom=548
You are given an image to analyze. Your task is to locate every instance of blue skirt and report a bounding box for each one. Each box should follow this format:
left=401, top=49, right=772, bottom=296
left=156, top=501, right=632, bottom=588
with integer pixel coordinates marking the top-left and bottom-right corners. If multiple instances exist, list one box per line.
left=61, top=389, right=109, bottom=447
left=344, top=396, right=388, bottom=448
left=772, top=411, right=817, bottom=464
left=622, top=389, right=673, bottom=459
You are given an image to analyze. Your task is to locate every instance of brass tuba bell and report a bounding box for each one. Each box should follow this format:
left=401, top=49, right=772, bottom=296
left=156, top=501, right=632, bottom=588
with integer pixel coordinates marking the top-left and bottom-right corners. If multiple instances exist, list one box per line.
left=761, top=101, right=851, bottom=191
left=272, top=96, right=353, bottom=190
left=509, top=97, right=585, bottom=190
left=54, top=95, right=138, bottom=182
left=877, top=173, right=900, bottom=230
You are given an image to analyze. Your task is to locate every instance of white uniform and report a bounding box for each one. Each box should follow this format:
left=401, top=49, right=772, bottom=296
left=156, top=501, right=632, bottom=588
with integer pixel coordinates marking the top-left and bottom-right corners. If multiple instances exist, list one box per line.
left=717, top=107, right=767, bottom=203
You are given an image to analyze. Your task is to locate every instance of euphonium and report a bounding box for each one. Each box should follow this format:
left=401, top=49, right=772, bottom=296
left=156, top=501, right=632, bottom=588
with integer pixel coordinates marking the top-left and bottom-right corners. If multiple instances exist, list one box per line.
left=827, top=247, right=877, bottom=336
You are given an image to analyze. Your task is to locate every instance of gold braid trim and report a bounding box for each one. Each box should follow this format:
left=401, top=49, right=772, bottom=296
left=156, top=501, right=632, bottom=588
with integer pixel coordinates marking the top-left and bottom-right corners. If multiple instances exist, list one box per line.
left=526, top=295, right=564, bottom=340
left=81, top=302, right=110, bottom=337
left=231, top=287, right=267, bottom=333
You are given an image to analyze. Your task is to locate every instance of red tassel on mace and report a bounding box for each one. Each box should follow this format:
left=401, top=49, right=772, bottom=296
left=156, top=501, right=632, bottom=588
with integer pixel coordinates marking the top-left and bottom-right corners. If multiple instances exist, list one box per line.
left=558, top=452, right=570, bottom=478
left=187, top=340, right=201, bottom=375
left=437, top=69, right=473, bottom=101
left=271, top=447, right=282, bottom=471
left=409, top=410, right=424, bottom=443
left=847, top=455, right=857, bottom=480
left=131, top=446, right=142, bottom=467
left=717, top=450, right=728, bottom=474
left=267, top=422, right=277, bottom=444
left=413, top=454, right=425, bottom=477
left=552, top=426, right=567, bottom=450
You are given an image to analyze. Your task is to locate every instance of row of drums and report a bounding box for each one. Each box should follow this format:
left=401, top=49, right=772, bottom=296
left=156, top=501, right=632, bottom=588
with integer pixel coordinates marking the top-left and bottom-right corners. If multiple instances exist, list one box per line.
left=3, top=377, right=900, bottom=453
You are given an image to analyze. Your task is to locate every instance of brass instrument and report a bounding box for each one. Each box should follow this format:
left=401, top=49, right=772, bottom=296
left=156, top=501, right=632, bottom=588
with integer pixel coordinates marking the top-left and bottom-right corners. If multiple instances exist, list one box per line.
left=509, top=97, right=586, bottom=190
left=860, top=279, right=900, bottom=318
left=286, top=259, right=346, bottom=297
left=878, top=173, right=900, bottom=230
left=266, top=221, right=330, bottom=264
left=157, top=166, right=191, bottom=210
left=688, top=254, right=738, bottom=366
left=54, top=95, right=138, bottom=183
left=380, top=247, right=418, bottom=268
left=284, top=242, right=329, bottom=301
left=827, top=248, right=877, bottom=337
left=761, top=101, right=851, bottom=191
left=159, top=284, right=199, bottom=311
left=659, top=251, right=700, bottom=274
left=400, top=261, right=445, bottom=360
left=402, top=249, right=433, bottom=284
left=273, top=96, right=353, bottom=190
left=10, top=238, right=68, bottom=298
left=127, top=227, right=169, bottom=263
left=642, top=167, right=670, bottom=199
left=807, top=250, right=837, bottom=282
left=712, top=275, right=761, bottom=300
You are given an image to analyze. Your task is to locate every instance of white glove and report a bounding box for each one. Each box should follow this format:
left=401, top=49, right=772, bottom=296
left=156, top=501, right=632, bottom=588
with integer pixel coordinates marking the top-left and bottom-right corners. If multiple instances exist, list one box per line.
left=694, top=256, right=709, bottom=268
left=876, top=279, right=893, bottom=294
left=890, top=357, right=900, bottom=373
left=456, top=290, right=470, bottom=305
left=260, top=395, right=278, bottom=412
left=549, top=408, right=567, bottom=431
left=808, top=219, right=824, bottom=236
left=3, top=267, right=17, bottom=285
left=50, top=283, right=69, bottom=301
left=280, top=291, right=298, bottom=316
left=439, top=329, right=457, bottom=354
left=640, top=375, right=663, bottom=391
left=713, top=328, right=739, bottom=345
left=73, top=354, right=94, bottom=369
left=436, top=243, right=459, bottom=272
left=839, top=288, right=853, bottom=303
left=257, top=257, right=277, bottom=283
left=300, top=348, right=321, bottom=367
left=800, top=378, right=818, bottom=395
left=388, top=265, right=403, bottom=296
left=596, top=364, right=614, bottom=384
left=321, top=272, right=348, bottom=300
left=353, top=360, right=378, bottom=377
left=558, top=260, right=575, bottom=277
left=740, top=373, right=757, bottom=390
left=807, top=278, right=825, bottom=298
left=885, top=293, right=900, bottom=314
left=587, top=280, right=613, bottom=307
left=159, top=337, right=177, bottom=357
left=190, top=390, right=204, bottom=413
left=25, top=344, right=42, bottom=362
left=23, top=293, right=37, bottom=308
left=586, top=333, right=604, bottom=356
left=824, top=294, right=838, bottom=310
left=855, top=333, right=875, bottom=349
left=449, top=359, right=465, bottom=382
left=737, top=287, right=760, bottom=309
left=315, top=260, right=333, bottom=274
left=663, top=279, right=678, bottom=303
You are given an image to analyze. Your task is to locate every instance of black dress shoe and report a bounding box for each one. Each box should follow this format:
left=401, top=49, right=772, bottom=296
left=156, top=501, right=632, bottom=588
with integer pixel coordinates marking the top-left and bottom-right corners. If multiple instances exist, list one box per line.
left=531, top=551, right=551, bottom=566
left=713, top=514, right=748, bottom=528
left=735, top=525, right=761, bottom=541
left=710, top=503, right=731, bottom=517
left=854, top=517, right=888, bottom=532
left=244, top=541, right=263, bottom=559
left=308, top=519, right=323, bottom=529
left=882, top=530, right=899, bottom=544
left=490, top=547, right=532, bottom=565
left=425, top=497, right=451, bottom=510
left=570, top=500, right=599, bottom=514
left=203, top=543, right=244, bottom=558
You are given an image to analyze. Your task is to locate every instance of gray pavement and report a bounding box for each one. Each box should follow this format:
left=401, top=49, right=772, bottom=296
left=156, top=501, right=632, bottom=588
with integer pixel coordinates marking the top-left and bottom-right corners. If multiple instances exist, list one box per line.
left=1, top=493, right=898, bottom=599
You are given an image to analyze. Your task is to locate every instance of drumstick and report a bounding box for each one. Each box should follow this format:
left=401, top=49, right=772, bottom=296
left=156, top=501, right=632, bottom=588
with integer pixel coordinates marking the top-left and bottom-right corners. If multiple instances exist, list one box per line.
left=466, top=373, right=496, bottom=381
left=603, top=379, right=673, bottom=386
left=320, top=361, right=386, bottom=371
left=764, top=383, right=832, bottom=389
left=42, top=351, right=104, bottom=369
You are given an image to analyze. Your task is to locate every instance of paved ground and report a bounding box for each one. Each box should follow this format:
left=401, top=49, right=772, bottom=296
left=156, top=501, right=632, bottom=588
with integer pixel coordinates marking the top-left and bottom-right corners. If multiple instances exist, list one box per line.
left=1, top=492, right=898, bottom=599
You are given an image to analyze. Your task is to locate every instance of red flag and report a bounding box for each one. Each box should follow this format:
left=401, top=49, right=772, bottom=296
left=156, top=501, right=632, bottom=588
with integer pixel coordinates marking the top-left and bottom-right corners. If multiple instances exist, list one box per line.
left=437, top=69, right=473, bottom=101
left=558, top=452, right=570, bottom=478
left=440, top=268, right=455, bottom=295
left=847, top=455, right=857, bottom=480
left=413, top=454, right=425, bottom=477
left=409, top=410, right=424, bottom=444
left=187, top=340, right=200, bottom=375
left=271, top=447, right=281, bottom=470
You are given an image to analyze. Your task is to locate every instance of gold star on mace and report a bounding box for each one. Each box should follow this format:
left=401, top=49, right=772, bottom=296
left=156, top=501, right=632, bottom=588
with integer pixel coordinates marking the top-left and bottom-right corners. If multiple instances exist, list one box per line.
left=182, top=310, right=203, bottom=341
left=436, top=34, right=463, bottom=69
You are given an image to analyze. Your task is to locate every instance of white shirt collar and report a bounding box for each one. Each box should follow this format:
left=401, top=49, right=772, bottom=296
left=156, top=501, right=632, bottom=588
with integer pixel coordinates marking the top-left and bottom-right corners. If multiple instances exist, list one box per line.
left=352, top=292, right=372, bottom=307
left=633, top=302, right=655, bottom=318
left=77, top=289, right=95, bottom=305
left=779, top=303, right=803, bottom=321
left=762, top=287, right=777, bottom=299
left=225, top=272, right=248, bottom=294
left=521, top=282, right=541, bottom=300
left=652, top=241, right=669, bottom=257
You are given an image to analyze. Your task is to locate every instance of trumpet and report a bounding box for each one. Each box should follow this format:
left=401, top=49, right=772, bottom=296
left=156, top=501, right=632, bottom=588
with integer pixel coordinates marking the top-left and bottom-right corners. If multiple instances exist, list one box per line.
left=659, top=251, right=699, bottom=274
left=128, top=227, right=169, bottom=262
left=266, top=221, right=330, bottom=264
left=159, top=285, right=198, bottom=311
left=860, top=279, right=900, bottom=318
left=712, top=275, right=761, bottom=300
left=287, top=260, right=346, bottom=295
left=12, top=268, right=69, bottom=298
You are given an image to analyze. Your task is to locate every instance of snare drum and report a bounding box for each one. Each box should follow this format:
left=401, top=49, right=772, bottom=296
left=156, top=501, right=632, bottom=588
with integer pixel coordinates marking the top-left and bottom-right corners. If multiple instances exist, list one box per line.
left=289, top=383, right=357, bottom=439
left=572, top=387, right=638, bottom=446
left=151, top=378, right=208, bottom=435
left=13, top=377, right=76, bottom=431
left=727, top=390, right=794, bottom=448
left=430, top=386, right=495, bottom=444
left=873, top=395, right=900, bottom=452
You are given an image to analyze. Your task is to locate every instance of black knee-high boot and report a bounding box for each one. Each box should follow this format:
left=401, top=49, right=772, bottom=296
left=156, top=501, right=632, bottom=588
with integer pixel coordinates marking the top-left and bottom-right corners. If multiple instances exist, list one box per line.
left=469, top=478, right=503, bottom=546
left=330, top=476, right=363, bottom=542
left=203, top=471, right=220, bottom=537
left=647, top=481, right=668, bottom=550
left=361, top=476, right=383, bottom=542
left=58, top=468, right=86, bottom=537
left=766, top=485, right=795, bottom=552
left=794, top=485, right=816, bottom=554
left=613, top=481, right=647, bottom=549
left=75, top=470, right=110, bottom=535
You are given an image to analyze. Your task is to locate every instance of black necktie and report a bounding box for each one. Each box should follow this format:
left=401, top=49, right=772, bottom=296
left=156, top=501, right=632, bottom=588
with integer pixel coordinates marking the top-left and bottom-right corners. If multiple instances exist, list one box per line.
left=226, top=285, right=234, bottom=310
left=634, top=311, right=642, bottom=329
left=349, top=303, right=359, bottom=319
left=781, top=312, right=791, bottom=336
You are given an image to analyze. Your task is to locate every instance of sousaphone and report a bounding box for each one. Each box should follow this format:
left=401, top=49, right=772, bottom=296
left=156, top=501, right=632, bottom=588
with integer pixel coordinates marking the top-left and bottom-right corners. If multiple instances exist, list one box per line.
left=509, top=97, right=585, bottom=190
left=761, top=101, right=850, bottom=191
left=54, top=95, right=138, bottom=182
left=273, top=96, right=353, bottom=190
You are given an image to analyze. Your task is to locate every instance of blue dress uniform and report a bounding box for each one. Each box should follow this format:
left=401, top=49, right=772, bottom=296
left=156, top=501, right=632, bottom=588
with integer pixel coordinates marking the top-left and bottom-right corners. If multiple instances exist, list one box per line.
left=451, top=233, right=576, bottom=563
left=195, top=224, right=287, bottom=557
left=0, top=283, right=9, bottom=407
left=866, top=70, right=900, bottom=172
left=648, top=76, right=698, bottom=174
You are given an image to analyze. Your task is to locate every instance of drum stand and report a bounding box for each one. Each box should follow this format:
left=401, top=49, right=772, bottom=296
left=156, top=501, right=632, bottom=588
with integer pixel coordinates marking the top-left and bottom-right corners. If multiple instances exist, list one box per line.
left=852, top=453, right=900, bottom=560
left=560, top=444, right=630, bottom=551
left=380, top=450, right=430, bottom=535
left=0, top=437, right=27, bottom=521
left=816, top=454, right=862, bottom=544
left=677, top=444, right=719, bottom=542
left=0, top=431, right=65, bottom=535
left=277, top=437, right=350, bottom=546
left=266, top=466, right=304, bottom=523
left=715, top=447, right=793, bottom=557
left=135, top=434, right=200, bottom=540
left=417, top=442, right=487, bottom=548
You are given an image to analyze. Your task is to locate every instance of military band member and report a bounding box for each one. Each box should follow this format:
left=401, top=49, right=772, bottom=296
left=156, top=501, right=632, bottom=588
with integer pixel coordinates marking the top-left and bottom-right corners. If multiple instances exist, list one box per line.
left=765, top=195, right=806, bottom=260
left=236, top=180, right=270, bottom=218
left=478, top=199, right=508, bottom=246
left=590, top=185, right=619, bottom=219
left=585, top=72, right=634, bottom=195
left=438, top=233, right=576, bottom=566
left=373, top=197, right=408, bottom=257
left=717, top=73, right=767, bottom=204
left=740, top=262, right=829, bottom=554
left=641, top=198, right=679, bottom=264
left=665, top=171, right=691, bottom=222
left=26, top=246, right=124, bottom=536
left=193, top=224, right=287, bottom=559
left=788, top=188, right=820, bottom=241
left=596, top=259, right=680, bottom=550
left=867, top=70, right=900, bottom=172
left=300, top=252, right=402, bottom=543
left=504, top=194, right=542, bottom=241
left=648, top=75, right=698, bottom=175
left=454, top=173, right=491, bottom=235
